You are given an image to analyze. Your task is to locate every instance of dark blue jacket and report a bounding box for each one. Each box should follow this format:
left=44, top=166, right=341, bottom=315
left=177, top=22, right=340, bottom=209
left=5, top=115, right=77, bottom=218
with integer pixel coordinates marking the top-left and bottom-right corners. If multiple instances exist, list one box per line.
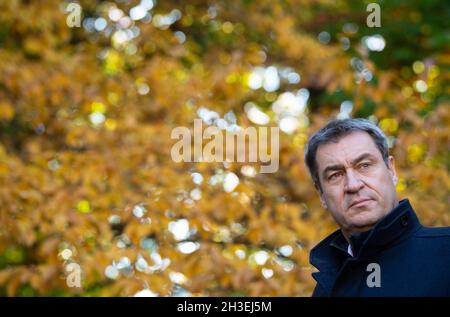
left=310, top=199, right=450, bottom=296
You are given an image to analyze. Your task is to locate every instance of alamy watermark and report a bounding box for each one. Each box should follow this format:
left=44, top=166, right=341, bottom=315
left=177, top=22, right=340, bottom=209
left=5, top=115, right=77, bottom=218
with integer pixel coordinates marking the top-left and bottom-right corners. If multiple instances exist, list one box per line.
left=59, top=248, right=82, bottom=288
left=66, top=2, right=82, bottom=28
left=366, top=3, right=381, bottom=28
left=366, top=262, right=381, bottom=288
left=171, top=119, right=279, bottom=173
left=65, top=263, right=82, bottom=288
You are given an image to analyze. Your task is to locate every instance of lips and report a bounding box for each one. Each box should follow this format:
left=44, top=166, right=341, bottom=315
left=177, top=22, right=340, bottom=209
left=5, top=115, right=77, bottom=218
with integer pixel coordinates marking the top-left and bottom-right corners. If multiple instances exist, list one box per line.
left=349, top=198, right=373, bottom=208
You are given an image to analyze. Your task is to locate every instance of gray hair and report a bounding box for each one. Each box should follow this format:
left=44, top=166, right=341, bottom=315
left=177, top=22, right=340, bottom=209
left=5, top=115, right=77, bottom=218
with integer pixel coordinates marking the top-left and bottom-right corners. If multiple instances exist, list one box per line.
left=304, top=118, right=390, bottom=191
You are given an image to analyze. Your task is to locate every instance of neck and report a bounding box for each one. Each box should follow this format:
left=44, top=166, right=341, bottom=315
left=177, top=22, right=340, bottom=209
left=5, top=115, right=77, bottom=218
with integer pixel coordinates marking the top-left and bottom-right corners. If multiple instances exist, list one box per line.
left=341, top=226, right=374, bottom=245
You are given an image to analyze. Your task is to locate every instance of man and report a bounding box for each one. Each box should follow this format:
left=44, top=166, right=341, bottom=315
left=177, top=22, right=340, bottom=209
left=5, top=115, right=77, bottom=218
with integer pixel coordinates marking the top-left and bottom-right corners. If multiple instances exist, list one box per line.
left=304, top=118, right=450, bottom=296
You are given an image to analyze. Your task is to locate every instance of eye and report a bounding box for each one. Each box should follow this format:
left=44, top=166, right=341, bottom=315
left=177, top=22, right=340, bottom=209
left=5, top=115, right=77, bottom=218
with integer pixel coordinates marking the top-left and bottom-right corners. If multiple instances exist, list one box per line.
left=328, top=172, right=342, bottom=181
left=359, top=162, right=371, bottom=169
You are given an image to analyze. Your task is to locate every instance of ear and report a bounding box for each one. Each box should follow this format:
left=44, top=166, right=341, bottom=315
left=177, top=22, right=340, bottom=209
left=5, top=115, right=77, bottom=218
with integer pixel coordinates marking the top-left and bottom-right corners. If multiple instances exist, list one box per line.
left=387, top=156, right=398, bottom=185
left=314, top=182, right=328, bottom=209
left=319, top=193, right=328, bottom=209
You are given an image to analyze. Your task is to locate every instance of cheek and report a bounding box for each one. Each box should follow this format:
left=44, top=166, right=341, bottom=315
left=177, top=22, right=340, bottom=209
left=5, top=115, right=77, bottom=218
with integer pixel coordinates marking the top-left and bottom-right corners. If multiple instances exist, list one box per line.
left=322, top=187, right=346, bottom=210
left=363, top=172, right=395, bottom=199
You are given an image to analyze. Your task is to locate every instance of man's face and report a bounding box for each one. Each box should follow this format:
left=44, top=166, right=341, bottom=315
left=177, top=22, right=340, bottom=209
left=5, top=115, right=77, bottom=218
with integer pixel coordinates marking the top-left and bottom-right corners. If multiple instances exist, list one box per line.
left=315, top=131, right=398, bottom=237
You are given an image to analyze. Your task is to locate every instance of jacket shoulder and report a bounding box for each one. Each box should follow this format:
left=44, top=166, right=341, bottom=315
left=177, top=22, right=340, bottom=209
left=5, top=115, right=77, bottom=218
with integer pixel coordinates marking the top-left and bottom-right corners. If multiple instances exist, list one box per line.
left=309, top=229, right=342, bottom=265
left=414, top=226, right=450, bottom=238
left=309, top=230, right=347, bottom=295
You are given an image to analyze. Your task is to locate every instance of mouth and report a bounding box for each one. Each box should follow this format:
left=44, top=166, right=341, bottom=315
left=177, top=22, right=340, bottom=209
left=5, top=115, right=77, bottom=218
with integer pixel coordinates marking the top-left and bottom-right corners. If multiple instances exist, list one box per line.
left=349, top=198, right=373, bottom=209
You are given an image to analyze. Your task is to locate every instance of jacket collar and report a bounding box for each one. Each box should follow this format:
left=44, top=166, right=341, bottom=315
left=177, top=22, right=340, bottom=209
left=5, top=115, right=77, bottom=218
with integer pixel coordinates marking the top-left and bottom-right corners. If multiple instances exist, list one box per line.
left=310, top=199, right=422, bottom=273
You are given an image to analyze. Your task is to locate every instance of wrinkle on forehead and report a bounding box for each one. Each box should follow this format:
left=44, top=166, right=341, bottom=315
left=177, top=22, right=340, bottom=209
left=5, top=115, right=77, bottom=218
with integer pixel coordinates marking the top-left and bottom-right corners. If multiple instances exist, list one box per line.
left=316, top=132, right=380, bottom=170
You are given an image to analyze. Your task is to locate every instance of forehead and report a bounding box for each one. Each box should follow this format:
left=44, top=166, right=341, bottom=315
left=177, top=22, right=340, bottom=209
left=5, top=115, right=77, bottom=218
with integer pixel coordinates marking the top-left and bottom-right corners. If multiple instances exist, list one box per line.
left=315, top=131, right=381, bottom=169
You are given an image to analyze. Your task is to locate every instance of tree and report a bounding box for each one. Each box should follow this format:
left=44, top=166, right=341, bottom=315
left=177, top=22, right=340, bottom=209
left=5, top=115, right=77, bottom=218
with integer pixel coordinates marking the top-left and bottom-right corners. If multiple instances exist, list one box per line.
left=0, top=0, right=448, bottom=296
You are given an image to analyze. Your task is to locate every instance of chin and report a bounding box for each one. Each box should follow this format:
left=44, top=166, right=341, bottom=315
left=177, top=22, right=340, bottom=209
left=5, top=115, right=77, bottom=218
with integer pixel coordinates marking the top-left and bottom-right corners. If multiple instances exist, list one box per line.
left=348, top=213, right=380, bottom=230
left=350, top=223, right=377, bottom=233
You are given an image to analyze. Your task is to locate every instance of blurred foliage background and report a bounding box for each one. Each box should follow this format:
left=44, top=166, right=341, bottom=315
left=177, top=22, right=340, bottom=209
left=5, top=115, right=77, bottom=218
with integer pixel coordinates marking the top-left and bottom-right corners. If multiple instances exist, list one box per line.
left=0, top=0, right=449, bottom=296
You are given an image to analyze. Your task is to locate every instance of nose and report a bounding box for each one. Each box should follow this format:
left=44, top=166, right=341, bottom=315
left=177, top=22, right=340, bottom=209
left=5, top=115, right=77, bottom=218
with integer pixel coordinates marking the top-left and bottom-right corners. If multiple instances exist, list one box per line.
left=344, top=169, right=364, bottom=193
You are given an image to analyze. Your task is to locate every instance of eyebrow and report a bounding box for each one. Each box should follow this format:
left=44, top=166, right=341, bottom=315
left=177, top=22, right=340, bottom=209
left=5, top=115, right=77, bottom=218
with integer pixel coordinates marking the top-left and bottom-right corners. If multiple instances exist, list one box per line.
left=321, top=153, right=377, bottom=179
